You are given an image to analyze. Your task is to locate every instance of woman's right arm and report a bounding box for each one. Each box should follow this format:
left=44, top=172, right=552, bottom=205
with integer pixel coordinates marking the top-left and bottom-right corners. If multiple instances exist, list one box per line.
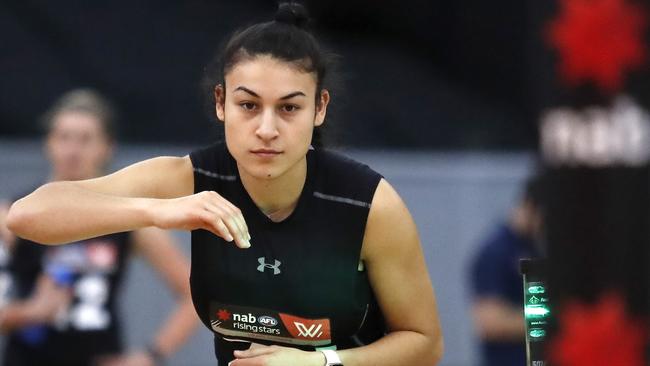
left=6, top=156, right=250, bottom=247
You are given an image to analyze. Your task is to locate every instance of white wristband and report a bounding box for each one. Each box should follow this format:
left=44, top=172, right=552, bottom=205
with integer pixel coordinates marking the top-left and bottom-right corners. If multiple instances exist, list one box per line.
left=320, top=349, right=343, bottom=366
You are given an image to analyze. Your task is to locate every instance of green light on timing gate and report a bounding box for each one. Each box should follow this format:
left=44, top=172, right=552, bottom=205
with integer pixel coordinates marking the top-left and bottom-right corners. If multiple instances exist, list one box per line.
left=529, top=329, right=546, bottom=338
left=528, top=285, right=545, bottom=294
left=525, top=305, right=550, bottom=318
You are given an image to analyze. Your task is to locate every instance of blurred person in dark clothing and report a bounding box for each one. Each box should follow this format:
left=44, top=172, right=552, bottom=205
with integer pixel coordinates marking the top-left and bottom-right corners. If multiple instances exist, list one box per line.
left=469, top=176, right=544, bottom=366
left=0, top=89, right=199, bottom=366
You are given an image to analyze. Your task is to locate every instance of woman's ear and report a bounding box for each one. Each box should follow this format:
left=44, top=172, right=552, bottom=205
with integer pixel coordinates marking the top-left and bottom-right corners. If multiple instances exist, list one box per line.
left=214, top=85, right=226, bottom=122
left=314, top=89, right=330, bottom=127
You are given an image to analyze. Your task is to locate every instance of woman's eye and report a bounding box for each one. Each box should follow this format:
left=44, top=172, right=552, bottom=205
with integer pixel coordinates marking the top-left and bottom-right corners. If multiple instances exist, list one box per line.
left=240, top=102, right=256, bottom=111
left=281, top=104, right=300, bottom=113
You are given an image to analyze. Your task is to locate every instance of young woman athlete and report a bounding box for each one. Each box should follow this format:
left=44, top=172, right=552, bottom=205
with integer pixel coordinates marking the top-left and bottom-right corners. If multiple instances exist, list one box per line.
left=7, top=4, right=443, bottom=365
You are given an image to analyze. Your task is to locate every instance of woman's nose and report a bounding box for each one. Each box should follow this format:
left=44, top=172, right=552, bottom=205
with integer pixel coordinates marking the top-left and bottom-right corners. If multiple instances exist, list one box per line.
left=255, top=110, right=280, bottom=141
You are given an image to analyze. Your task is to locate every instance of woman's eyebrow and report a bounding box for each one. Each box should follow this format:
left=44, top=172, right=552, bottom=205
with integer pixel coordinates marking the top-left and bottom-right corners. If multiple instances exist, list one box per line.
left=233, top=86, right=306, bottom=100
left=233, top=86, right=260, bottom=98
left=280, top=91, right=306, bottom=100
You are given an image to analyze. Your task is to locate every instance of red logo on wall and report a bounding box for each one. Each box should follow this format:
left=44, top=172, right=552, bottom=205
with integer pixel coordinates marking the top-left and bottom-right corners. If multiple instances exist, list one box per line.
left=279, top=313, right=331, bottom=341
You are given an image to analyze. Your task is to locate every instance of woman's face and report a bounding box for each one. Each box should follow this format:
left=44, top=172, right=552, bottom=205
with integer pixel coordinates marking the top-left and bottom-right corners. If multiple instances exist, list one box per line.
left=216, top=55, right=329, bottom=181
left=45, top=111, right=113, bottom=181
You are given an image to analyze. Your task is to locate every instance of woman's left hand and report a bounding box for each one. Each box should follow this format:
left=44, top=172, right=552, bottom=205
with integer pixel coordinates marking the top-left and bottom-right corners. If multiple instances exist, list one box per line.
left=229, top=345, right=324, bottom=366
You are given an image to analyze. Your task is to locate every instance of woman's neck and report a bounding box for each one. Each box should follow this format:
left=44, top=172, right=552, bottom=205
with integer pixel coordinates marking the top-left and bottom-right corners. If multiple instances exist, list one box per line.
left=237, top=157, right=307, bottom=222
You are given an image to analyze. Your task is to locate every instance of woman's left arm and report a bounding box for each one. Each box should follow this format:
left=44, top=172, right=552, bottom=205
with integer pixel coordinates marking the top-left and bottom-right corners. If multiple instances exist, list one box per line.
left=233, top=179, right=444, bottom=366
left=336, top=178, right=444, bottom=365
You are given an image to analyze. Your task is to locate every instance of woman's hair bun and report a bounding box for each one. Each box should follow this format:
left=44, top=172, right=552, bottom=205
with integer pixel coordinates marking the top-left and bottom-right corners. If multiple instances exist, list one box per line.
left=274, top=2, right=310, bottom=29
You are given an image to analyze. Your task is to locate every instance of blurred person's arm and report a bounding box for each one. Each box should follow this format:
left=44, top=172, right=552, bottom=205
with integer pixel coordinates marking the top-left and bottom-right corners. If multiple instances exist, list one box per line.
left=133, top=227, right=199, bottom=361
left=0, top=274, right=71, bottom=333
left=472, top=297, right=525, bottom=341
left=6, top=156, right=250, bottom=248
left=98, top=227, right=199, bottom=366
left=0, top=201, right=16, bottom=251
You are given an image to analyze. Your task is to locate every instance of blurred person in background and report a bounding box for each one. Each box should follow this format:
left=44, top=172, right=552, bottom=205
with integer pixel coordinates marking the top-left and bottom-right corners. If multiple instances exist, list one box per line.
left=0, top=203, right=13, bottom=309
left=469, top=176, right=544, bottom=366
left=0, top=89, right=199, bottom=366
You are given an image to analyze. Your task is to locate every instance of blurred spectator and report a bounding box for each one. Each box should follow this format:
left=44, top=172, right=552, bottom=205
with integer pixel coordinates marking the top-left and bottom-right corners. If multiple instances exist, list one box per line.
left=469, top=176, right=544, bottom=366
left=0, top=202, right=13, bottom=309
left=0, top=89, right=199, bottom=366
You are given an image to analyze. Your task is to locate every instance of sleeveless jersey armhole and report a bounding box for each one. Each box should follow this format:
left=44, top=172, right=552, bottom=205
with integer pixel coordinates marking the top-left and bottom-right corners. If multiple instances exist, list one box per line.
left=189, top=142, right=235, bottom=195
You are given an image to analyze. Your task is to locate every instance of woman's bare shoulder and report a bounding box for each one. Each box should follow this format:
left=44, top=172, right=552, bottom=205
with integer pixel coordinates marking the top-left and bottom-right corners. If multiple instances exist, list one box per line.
left=78, top=155, right=194, bottom=199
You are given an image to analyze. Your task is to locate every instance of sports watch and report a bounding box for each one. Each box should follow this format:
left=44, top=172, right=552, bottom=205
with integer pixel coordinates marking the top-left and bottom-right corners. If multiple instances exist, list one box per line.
left=320, top=349, right=344, bottom=366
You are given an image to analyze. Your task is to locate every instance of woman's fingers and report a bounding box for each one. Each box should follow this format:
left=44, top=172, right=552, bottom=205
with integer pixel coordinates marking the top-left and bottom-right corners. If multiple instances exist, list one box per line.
left=224, top=201, right=251, bottom=241
left=223, top=215, right=251, bottom=249
left=212, top=217, right=234, bottom=242
left=203, top=199, right=250, bottom=248
left=234, top=345, right=278, bottom=358
left=219, top=201, right=249, bottom=244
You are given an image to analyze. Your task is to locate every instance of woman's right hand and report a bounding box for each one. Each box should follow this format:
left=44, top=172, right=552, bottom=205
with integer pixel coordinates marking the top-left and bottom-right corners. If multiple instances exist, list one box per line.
left=151, top=191, right=251, bottom=248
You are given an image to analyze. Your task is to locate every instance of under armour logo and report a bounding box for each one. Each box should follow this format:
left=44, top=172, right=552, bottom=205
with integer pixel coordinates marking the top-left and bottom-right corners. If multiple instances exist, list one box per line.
left=294, top=322, right=323, bottom=338
left=257, top=257, right=281, bottom=275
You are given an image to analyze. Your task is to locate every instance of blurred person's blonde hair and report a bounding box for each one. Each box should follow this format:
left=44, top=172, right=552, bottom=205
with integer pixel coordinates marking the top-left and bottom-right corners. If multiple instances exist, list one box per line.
left=41, top=89, right=118, bottom=141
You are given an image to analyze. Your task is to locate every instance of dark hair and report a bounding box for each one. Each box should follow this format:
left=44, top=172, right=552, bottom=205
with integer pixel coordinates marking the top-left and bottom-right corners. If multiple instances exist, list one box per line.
left=41, top=88, right=118, bottom=142
left=202, top=2, right=340, bottom=147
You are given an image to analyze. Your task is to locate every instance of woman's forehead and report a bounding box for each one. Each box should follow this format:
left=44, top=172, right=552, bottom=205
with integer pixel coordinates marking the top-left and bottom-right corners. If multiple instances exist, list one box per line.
left=225, top=55, right=317, bottom=97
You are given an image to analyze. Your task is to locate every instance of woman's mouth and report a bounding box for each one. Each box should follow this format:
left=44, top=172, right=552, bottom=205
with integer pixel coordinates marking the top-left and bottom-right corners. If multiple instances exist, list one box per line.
left=251, top=149, right=282, bottom=158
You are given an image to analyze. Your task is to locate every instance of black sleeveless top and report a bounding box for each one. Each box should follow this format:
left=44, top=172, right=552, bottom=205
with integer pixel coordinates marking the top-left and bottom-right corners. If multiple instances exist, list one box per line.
left=190, top=142, right=386, bottom=363
left=3, top=232, right=132, bottom=366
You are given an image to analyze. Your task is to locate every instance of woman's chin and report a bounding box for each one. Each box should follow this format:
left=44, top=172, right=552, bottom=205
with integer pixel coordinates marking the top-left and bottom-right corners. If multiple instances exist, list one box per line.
left=239, top=164, right=280, bottom=181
